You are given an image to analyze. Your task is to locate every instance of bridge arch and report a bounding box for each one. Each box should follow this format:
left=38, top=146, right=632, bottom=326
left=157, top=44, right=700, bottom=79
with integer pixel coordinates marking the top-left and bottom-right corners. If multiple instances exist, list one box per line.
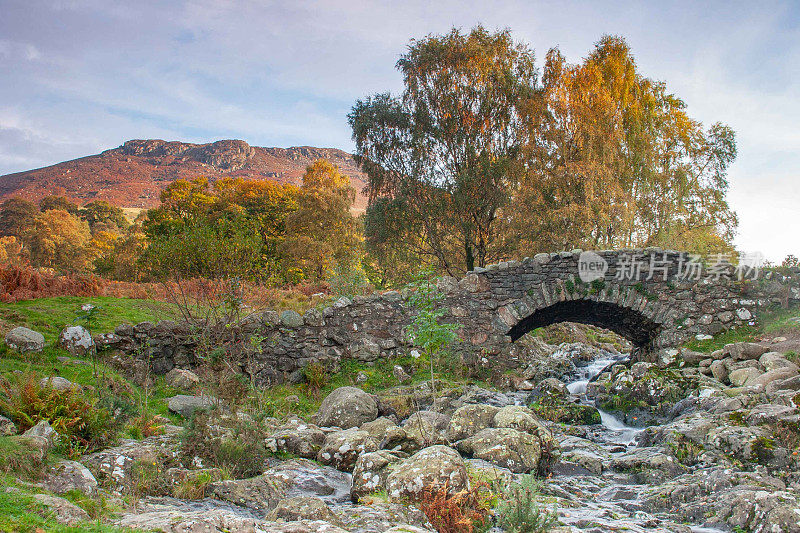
left=507, top=299, right=662, bottom=348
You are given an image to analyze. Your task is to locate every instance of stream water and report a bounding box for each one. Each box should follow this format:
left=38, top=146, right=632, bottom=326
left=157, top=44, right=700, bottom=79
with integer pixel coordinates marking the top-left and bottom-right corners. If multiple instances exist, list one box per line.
left=565, top=353, right=644, bottom=445
left=550, top=348, right=726, bottom=533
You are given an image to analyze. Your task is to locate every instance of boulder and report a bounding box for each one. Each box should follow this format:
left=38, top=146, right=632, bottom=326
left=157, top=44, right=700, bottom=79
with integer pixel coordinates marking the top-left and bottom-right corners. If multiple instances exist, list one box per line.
left=336, top=501, right=433, bottom=533
left=446, top=403, right=499, bottom=441
left=32, top=493, right=90, bottom=526
left=766, top=375, right=800, bottom=393
left=165, top=368, right=200, bottom=390
left=315, top=386, right=378, bottom=429
left=399, top=414, right=447, bottom=451
left=351, top=450, right=405, bottom=502
left=681, top=350, right=708, bottom=365
left=360, top=417, right=398, bottom=440
left=266, top=418, right=326, bottom=459
left=610, top=447, right=688, bottom=484
left=279, top=310, right=304, bottom=328
left=266, top=496, right=342, bottom=525
left=264, top=458, right=352, bottom=504
left=728, top=367, right=763, bottom=387
left=81, top=431, right=182, bottom=490
left=167, top=394, right=216, bottom=418
left=5, top=326, right=44, bottom=353
left=42, top=459, right=98, bottom=495
left=537, top=377, right=568, bottom=396
left=748, top=367, right=799, bottom=389
left=58, top=325, right=95, bottom=356
left=208, top=474, right=289, bottom=517
left=493, top=405, right=546, bottom=435
left=0, top=414, right=17, bottom=436
left=316, top=428, right=378, bottom=472
left=456, top=427, right=541, bottom=473
left=117, top=508, right=270, bottom=532
left=724, top=342, right=769, bottom=361
left=759, top=352, right=799, bottom=373
left=23, top=420, right=59, bottom=450
left=406, top=410, right=450, bottom=431
left=558, top=448, right=605, bottom=475
left=115, top=498, right=349, bottom=533
left=710, top=359, right=729, bottom=383
left=385, top=445, right=469, bottom=501
left=39, top=376, right=80, bottom=392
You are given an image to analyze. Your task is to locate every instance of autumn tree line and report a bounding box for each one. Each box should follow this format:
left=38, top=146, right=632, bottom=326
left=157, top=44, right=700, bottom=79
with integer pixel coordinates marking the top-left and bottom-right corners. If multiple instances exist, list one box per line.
left=0, top=29, right=754, bottom=289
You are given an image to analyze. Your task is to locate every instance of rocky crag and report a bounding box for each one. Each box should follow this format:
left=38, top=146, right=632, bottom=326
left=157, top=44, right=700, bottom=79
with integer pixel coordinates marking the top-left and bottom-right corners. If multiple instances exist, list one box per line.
left=0, top=139, right=368, bottom=210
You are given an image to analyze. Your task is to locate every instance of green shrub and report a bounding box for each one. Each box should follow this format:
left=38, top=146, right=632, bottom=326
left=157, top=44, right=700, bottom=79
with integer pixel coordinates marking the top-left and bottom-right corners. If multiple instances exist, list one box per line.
left=0, top=373, right=116, bottom=457
left=496, top=475, right=558, bottom=533
left=530, top=396, right=601, bottom=425
left=303, top=362, right=330, bottom=397
left=180, top=412, right=269, bottom=479
left=173, top=468, right=227, bottom=499
left=667, top=434, right=704, bottom=466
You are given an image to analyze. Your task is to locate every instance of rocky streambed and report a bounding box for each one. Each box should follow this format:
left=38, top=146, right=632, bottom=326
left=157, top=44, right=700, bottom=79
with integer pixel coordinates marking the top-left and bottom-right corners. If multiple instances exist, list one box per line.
left=14, top=337, right=800, bottom=533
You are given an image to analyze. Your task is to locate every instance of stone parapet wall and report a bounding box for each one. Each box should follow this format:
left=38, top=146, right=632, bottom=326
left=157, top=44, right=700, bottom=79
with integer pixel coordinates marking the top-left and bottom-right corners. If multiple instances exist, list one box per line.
left=101, top=249, right=800, bottom=384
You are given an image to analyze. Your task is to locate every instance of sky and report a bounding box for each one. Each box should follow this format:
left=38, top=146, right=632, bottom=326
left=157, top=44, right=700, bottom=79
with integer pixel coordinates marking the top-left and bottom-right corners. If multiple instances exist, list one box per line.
left=0, top=0, right=798, bottom=262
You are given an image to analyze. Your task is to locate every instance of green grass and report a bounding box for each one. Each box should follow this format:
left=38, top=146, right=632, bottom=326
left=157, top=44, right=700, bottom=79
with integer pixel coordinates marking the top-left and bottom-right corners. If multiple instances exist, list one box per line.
left=684, top=325, right=761, bottom=353
left=0, top=476, right=133, bottom=533
left=0, top=296, right=174, bottom=344
left=684, top=304, right=800, bottom=353
left=0, top=436, right=48, bottom=479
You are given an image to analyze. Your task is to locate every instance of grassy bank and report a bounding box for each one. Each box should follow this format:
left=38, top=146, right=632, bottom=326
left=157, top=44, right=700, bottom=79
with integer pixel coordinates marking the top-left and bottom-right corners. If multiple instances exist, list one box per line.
left=0, top=296, right=174, bottom=344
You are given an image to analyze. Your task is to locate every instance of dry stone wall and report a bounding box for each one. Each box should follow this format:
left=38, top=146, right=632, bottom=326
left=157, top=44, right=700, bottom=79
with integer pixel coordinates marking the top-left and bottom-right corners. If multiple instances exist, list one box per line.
left=104, top=249, right=800, bottom=385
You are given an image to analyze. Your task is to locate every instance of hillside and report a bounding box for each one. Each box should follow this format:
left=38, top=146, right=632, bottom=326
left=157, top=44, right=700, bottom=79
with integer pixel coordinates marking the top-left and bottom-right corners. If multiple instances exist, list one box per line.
left=0, top=139, right=369, bottom=211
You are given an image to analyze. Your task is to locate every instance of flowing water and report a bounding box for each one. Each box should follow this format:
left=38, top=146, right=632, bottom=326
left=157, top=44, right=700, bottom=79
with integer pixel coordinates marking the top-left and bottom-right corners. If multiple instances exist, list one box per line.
left=550, top=348, right=726, bottom=533
left=565, top=353, right=644, bottom=445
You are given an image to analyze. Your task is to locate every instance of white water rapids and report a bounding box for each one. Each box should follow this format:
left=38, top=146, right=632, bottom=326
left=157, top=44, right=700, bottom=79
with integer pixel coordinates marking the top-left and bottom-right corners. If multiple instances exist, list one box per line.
left=565, top=354, right=644, bottom=445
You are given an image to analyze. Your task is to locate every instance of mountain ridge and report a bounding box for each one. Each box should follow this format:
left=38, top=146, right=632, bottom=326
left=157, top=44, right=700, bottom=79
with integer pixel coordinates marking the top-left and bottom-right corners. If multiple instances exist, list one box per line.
left=0, top=139, right=368, bottom=211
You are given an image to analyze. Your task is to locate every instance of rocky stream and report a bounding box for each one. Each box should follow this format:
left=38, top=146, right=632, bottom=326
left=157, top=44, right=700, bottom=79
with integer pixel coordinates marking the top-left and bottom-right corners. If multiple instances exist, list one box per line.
left=8, top=332, right=800, bottom=533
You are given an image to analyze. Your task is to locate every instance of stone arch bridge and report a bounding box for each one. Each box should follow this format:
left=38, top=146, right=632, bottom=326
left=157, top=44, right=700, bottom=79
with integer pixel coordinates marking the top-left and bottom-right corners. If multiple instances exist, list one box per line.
left=111, top=249, right=799, bottom=385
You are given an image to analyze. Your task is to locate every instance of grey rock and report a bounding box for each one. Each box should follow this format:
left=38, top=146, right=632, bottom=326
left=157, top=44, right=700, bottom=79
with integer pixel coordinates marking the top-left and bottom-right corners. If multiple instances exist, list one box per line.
left=336, top=501, right=433, bottom=533
left=165, top=368, right=200, bottom=390
left=32, top=493, right=89, bottom=526
left=5, top=326, right=44, bottom=353
left=351, top=450, right=405, bottom=501
left=0, top=414, right=16, bottom=436
left=315, top=386, right=378, bottom=429
left=266, top=496, right=342, bottom=525
left=728, top=367, right=763, bottom=387
left=39, top=376, right=80, bottom=392
left=360, top=416, right=398, bottom=440
left=760, top=351, right=799, bottom=372
left=266, top=418, right=326, bottom=459
left=455, top=427, right=542, bottom=473
left=386, top=445, right=468, bottom=501
left=264, top=458, right=352, bottom=504
left=446, top=403, right=499, bottom=441
left=24, top=420, right=59, bottom=450
left=208, top=474, right=289, bottom=517
left=58, top=325, right=95, bottom=356
left=280, top=310, right=304, bottom=328
left=42, top=459, right=98, bottom=495
left=316, top=428, right=378, bottom=472
left=710, top=359, right=729, bottom=383
left=167, top=394, right=216, bottom=418
left=724, top=342, right=769, bottom=361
